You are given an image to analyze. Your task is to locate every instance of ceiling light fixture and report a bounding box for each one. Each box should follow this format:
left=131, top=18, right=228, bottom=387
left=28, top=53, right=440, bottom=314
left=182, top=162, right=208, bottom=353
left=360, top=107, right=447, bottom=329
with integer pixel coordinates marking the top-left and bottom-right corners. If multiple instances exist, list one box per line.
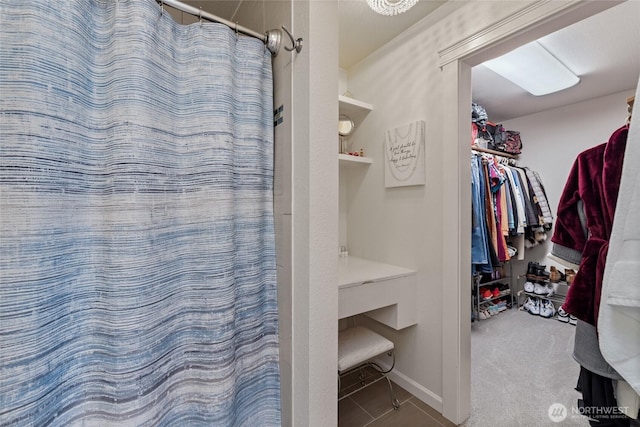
left=482, top=41, right=580, bottom=96
left=366, top=0, right=418, bottom=16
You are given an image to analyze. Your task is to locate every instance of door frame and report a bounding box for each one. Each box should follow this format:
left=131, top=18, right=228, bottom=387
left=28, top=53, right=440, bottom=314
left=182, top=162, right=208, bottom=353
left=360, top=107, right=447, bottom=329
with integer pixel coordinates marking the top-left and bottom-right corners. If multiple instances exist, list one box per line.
left=438, top=1, right=624, bottom=423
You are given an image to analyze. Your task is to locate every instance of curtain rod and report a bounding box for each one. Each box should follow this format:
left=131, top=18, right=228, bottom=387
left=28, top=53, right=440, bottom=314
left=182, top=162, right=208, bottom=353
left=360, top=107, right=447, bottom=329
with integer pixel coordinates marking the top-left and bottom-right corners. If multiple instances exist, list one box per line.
left=158, top=0, right=302, bottom=56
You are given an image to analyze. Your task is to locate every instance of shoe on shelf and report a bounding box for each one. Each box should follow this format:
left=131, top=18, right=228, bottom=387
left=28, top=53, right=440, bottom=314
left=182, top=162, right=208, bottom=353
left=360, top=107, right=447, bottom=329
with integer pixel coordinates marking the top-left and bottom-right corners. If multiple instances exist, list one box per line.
left=533, top=282, right=553, bottom=296
left=478, top=310, right=488, bottom=320
left=565, top=269, right=576, bottom=285
left=526, top=262, right=540, bottom=280
left=495, top=300, right=507, bottom=312
left=557, top=307, right=570, bottom=323
left=492, top=287, right=500, bottom=298
left=482, top=288, right=493, bottom=300
left=535, top=265, right=550, bottom=282
left=549, top=266, right=561, bottom=283
left=488, top=304, right=500, bottom=316
left=532, top=282, right=542, bottom=294
left=547, top=282, right=556, bottom=297
left=539, top=299, right=556, bottom=318
left=569, top=315, right=578, bottom=326
left=524, top=281, right=535, bottom=293
left=523, top=297, right=539, bottom=316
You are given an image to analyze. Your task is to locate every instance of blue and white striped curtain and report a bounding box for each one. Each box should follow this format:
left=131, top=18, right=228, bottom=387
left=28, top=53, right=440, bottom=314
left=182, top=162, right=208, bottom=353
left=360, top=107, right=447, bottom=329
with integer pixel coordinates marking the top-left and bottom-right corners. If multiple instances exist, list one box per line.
left=0, top=1, right=281, bottom=425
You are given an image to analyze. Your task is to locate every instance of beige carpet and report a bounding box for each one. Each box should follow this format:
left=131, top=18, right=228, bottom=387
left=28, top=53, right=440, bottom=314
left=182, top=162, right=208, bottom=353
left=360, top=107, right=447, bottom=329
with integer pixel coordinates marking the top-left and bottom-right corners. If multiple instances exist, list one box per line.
left=465, top=307, right=588, bottom=426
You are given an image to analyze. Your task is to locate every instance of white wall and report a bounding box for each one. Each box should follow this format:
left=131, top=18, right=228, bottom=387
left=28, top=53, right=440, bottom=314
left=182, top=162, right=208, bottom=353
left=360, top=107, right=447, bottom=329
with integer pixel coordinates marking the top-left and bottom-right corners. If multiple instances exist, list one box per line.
left=339, top=68, right=348, bottom=95
left=343, top=0, right=629, bottom=423
left=501, top=89, right=635, bottom=274
left=342, top=0, right=531, bottom=411
left=290, top=1, right=340, bottom=426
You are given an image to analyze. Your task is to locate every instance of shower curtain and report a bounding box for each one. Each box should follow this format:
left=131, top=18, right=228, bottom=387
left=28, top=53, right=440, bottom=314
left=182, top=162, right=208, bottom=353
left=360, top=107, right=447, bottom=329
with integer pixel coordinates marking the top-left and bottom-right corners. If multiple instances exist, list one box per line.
left=0, top=1, right=281, bottom=425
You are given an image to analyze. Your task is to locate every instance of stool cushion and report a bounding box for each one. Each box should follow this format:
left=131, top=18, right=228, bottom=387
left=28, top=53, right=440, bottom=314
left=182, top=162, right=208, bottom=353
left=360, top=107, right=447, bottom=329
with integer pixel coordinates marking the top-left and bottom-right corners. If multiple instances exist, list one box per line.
left=338, top=326, right=394, bottom=373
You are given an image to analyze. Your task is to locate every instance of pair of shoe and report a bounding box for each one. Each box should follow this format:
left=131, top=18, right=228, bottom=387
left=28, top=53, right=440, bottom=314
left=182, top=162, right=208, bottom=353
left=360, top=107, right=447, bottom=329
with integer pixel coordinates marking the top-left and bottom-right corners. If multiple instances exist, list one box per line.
left=556, top=307, right=578, bottom=325
left=480, top=287, right=494, bottom=300
left=480, top=285, right=509, bottom=300
left=526, top=262, right=550, bottom=282
left=523, top=281, right=554, bottom=296
left=534, top=282, right=554, bottom=297
left=495, top=299, right=508, bottom=311
left=478, top=300, right=508, bottom=319
left=523, top=296, right=556, bottom=318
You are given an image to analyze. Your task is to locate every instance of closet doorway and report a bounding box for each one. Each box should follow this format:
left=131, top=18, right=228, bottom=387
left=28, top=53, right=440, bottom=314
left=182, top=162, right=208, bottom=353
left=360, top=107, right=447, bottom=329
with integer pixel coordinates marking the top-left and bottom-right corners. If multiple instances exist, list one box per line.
left=439, top=0, right=638, bottom=423
left=466, top=3, right=638, bottom=421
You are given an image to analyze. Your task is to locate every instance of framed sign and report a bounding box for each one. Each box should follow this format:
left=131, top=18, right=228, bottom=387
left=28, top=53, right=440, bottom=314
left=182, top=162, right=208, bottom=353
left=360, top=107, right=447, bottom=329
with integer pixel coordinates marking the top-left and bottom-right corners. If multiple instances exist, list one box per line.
left=384, top=120, right=425, bottom=188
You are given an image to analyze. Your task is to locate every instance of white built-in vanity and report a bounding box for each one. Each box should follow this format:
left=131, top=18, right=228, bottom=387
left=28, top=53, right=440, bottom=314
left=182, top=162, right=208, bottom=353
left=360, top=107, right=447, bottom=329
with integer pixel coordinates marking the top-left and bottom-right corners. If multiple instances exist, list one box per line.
left=338, top=95, right=417, bottom=330
left=339, top=256, right=417, bottom=329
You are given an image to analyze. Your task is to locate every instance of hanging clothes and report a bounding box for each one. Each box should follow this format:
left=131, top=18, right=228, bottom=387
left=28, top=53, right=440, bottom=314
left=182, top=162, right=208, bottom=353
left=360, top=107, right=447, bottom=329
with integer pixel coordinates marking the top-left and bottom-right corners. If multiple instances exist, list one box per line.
left=503, top=166, right=527, bottom=234
left=551, top=125, right=628, bottom=326
left=551, top=124, right=637, bottom=425
left=599, top=91, right=640, bottom=396
left=526, top=168, right=554, bottom=227
left=471, top=154, right=491, bottom=267
left=471, top=151, right=552, bottom=272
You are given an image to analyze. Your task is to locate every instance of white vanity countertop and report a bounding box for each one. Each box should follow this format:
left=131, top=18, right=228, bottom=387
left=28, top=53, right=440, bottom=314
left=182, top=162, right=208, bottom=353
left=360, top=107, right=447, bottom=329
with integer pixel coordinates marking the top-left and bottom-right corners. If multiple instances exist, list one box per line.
left=338, top=256, right=416, bottom=289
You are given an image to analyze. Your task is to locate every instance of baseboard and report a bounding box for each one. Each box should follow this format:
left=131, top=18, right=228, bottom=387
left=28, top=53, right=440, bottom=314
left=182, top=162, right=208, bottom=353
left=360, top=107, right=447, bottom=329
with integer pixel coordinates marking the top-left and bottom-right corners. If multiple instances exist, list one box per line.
left=374, top=358, right=443, bottom=414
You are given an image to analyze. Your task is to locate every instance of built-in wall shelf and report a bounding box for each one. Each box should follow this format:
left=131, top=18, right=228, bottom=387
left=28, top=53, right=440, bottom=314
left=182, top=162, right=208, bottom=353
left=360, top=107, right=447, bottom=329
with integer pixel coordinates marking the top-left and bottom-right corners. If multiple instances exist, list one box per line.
left=339, top=95, right=373, bottom=126
left=339, top=153, right=372, bottom=166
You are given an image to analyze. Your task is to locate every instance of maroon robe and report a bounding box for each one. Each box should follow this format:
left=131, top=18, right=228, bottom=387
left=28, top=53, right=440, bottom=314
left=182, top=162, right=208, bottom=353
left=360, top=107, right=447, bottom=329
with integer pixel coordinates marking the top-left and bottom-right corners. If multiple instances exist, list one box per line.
left=551, top=125, right=628, bottom=326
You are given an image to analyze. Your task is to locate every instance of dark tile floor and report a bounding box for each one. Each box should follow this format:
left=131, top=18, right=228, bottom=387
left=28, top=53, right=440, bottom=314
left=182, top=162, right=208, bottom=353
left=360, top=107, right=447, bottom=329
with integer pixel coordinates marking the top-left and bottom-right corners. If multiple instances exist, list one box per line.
left=338, top=368, right=456, bottom=427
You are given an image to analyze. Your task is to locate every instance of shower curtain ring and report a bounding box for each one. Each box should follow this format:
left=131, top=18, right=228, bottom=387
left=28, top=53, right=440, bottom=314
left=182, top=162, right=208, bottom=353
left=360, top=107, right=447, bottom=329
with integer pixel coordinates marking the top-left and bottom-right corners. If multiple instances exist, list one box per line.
left=160, top=0, right=164, bottom=14
left=199, top=8, right=203, bottom=26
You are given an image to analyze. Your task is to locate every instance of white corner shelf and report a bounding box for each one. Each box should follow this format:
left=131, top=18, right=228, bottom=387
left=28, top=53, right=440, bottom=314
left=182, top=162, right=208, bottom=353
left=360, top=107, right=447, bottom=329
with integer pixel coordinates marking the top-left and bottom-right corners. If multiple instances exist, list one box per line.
left=339, top=95, right=373, bottom=126
left=339, top=153, right=372, bottom=166
left=339, top=95, right=373, bottom=115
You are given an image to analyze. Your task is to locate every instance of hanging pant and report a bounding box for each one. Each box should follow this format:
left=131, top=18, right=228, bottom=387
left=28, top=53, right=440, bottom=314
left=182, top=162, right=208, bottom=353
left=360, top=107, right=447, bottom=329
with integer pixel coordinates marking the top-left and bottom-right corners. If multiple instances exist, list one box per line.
left=576, top=366, right=632, bottom=426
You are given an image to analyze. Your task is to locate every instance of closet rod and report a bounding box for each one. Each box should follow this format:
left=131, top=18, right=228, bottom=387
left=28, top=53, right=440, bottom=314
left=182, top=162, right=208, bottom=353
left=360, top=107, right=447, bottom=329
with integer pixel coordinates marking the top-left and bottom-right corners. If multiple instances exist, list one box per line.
left=471, top=145, right=518, bottom=159
left=158, top=0, right=299, bottom=56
